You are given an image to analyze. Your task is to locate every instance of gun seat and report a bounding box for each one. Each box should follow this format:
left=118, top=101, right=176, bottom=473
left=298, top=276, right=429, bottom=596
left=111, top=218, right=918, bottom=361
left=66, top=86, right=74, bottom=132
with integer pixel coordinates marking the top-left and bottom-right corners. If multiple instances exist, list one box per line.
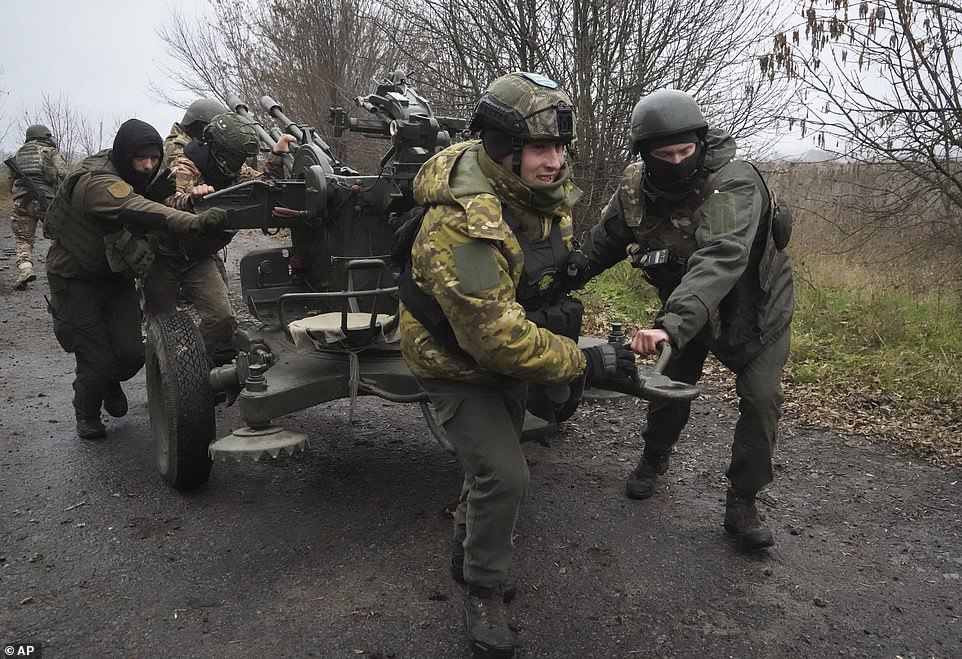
left=288, top=312, right=399, bottom=351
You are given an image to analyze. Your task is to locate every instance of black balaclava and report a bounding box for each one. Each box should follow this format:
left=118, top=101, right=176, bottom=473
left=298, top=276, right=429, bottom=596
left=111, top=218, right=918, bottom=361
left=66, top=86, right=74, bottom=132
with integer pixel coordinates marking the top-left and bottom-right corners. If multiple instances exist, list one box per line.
left=110, top=119, right=163, bottom=195
left=639, top=129, right=703, bottom=195
left=184, top=141, right=236, bottom=191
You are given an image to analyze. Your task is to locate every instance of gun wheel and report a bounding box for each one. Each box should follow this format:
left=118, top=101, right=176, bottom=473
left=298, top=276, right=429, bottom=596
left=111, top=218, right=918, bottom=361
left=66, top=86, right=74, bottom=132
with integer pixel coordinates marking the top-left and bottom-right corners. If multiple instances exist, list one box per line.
left=146, top=312, right=216, bottom=490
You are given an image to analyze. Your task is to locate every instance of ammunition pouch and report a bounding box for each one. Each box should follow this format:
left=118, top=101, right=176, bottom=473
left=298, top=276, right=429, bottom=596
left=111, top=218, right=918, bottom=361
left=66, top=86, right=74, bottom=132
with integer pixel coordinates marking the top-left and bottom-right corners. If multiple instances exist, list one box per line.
left=525, top=295, right=583, bottom=341
left=771, top=200, right=792, bottom=251
left=104, top=229, right=155, bottom=277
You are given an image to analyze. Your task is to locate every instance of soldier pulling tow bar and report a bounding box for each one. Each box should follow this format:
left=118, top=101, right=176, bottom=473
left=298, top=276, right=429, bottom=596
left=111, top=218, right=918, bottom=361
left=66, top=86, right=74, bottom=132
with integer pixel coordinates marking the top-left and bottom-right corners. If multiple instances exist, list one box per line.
left=145, top=70, right=699, bottom=491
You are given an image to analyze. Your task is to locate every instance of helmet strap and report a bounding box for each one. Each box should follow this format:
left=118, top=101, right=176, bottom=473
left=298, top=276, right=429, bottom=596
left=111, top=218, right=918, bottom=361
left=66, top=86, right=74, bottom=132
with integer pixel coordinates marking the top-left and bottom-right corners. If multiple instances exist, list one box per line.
left=511, top=137, right=525, bottom=176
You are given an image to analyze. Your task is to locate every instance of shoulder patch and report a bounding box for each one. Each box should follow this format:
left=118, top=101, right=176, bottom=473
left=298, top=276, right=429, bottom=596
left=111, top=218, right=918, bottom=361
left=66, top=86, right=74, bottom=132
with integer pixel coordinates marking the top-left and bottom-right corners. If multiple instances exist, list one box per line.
left=107, top=180, right=133, bottom=199
left=706, top=191, right=737, bottom=234
left=519, top=72, right=559, bottom=88
left=453, top=242, right=500, bottom=294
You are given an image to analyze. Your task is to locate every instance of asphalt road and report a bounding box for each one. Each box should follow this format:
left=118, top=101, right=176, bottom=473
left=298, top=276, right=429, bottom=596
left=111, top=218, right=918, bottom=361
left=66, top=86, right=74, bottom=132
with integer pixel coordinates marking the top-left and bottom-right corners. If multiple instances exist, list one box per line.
left=1, top=219, right=960, bottom=659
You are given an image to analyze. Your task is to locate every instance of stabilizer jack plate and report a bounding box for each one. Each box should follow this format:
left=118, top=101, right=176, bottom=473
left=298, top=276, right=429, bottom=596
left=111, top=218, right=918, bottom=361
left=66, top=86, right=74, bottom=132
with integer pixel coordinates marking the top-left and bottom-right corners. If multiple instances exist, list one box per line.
left=209, top=426, right=309, bottom=461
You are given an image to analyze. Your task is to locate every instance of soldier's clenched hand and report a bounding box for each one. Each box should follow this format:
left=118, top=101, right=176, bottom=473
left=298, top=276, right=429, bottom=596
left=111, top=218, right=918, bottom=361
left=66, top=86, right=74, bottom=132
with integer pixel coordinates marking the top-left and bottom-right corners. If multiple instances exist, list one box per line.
left=630, top=329, right=670, bottom=356
left=191, top=207, right=229, bottom=234
left=581, top=343, right=638, bottom=387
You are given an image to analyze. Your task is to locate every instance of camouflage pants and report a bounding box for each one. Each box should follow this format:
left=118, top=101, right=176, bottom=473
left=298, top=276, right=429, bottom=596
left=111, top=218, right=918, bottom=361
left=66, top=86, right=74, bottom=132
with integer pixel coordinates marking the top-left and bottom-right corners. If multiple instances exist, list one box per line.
left=47, top=274, right=145, bottom=417
left=640, top=327, right=791, bottom=494
left=10, top=200, right=44, bottom=265
left=419, top=378, right=529, bottom=590
left=141, top=253, right=237, bottom=365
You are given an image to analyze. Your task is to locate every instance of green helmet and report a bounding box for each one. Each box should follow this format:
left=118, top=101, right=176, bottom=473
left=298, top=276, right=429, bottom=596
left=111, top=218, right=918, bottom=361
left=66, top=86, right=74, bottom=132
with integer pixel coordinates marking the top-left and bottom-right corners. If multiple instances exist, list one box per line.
left=629, top=89, right=708, bottom=155
left=470, top=72, right=576, bottom=143
left=183, top=98, right=229, bottom=129
left=25, top=124, right=53, bottom=141
left=203, top=112, right=260, bottom=175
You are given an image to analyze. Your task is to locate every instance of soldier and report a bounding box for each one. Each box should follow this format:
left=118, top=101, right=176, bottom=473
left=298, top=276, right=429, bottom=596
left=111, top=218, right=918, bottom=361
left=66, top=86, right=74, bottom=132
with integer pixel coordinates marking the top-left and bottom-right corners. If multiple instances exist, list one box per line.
left=44, top=118, right=228, bottom=440
left=163, top=97, right=229, bottom=167
left=4, top=125, right=68, bottom=289
left=398, top=72, right=637, bottom=658
left=574, top=90, right=796, bottom=550
left=147, top=112, right=292, bottom=365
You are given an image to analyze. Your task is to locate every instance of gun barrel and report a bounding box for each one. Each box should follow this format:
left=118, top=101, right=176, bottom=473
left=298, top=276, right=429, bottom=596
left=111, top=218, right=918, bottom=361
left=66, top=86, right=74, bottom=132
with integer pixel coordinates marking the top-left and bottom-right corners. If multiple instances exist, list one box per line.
left=227, top=93, right=278, bottom=152
left=260, top=95, right=336, bottom=157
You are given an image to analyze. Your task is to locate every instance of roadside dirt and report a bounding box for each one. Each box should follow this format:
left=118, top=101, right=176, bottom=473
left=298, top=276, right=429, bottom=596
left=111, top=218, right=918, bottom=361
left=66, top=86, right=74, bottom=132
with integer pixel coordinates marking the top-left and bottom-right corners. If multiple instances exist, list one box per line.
left=1, top=204, right=960, bottom=658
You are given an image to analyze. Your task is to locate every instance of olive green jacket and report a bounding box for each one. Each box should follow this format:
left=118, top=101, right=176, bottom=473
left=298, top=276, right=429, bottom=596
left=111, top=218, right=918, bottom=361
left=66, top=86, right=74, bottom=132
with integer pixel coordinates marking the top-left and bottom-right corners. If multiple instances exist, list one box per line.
left=584, top=129, right=795, bottom=369
left=399, top=140, right=586, bottom=385
left=45, top=151, right=197, bottom=280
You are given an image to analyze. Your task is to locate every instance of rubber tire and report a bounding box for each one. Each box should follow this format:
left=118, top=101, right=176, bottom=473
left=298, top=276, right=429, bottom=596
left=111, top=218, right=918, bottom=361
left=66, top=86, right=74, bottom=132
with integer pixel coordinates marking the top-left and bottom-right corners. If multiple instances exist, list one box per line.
left=146, top=312, right=215, bottom=490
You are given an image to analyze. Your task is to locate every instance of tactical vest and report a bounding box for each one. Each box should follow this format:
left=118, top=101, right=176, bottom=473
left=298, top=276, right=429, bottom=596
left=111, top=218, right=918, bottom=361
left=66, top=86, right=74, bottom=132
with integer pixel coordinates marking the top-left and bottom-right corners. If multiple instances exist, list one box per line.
left=505, top=210, right=582, bottom=340
left=43, top=151, right=118, bottom=274
left=14, top=141, right=57, bottom=200
left=619, top=158, right=784, bottom=296
left=617, top=162, right=712, bottom=293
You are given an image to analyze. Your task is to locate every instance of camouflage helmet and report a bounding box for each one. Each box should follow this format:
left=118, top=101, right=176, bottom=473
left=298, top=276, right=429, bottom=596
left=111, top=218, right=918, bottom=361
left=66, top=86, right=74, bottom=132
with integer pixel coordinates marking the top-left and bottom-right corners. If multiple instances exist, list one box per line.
left=629, top=89, right=708, bottom=154
left=203, top=112, right=260, bottom=175
left=25, top=124, right=53, bottom=141
left=182, top=98, right=229, bottom=129
left=469, top=72, right=576, bottom=143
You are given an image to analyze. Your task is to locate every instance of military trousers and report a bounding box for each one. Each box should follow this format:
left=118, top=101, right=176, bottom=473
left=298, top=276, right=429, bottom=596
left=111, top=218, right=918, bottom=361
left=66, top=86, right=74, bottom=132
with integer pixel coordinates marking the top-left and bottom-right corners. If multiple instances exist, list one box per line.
left=47, top=274, right=145, bottom=417
left=419, top=378, right=529, bottom=590
left=641, top=328, right=791, bottom=494
left=141, top=253, right=237, bottom=364
left=10, top=201, right=44, bottom=265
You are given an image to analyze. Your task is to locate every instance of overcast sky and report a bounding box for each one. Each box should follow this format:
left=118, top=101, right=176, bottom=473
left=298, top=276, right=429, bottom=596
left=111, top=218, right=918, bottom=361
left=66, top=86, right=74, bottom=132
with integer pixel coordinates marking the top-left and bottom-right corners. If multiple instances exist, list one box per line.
left=1, top=0, right=820, bottom=158
left=0, top=0, right=209, bottom=152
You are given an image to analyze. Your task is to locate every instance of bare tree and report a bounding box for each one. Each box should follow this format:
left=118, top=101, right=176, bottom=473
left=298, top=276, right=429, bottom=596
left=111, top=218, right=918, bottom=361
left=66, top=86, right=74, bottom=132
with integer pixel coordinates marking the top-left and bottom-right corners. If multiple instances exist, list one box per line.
left=768, top=0, right=962, bottom=275
left=377, top=0, right=796, bottom=232
left=157, top=0, right=794, bottom=232
left=0, top=68, right=11, bottom=156
left=155, top=0, right=407, bottom=165
left=16, top=93, right=109, bottom=164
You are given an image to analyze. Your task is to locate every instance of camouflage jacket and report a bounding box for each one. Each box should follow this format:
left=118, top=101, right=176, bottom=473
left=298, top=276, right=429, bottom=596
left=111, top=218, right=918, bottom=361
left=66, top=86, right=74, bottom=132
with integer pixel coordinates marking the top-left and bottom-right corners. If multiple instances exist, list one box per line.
left=163, top=152, right=282, bottom=212
left=7, top=139, right=67, bottom=206
left=583, top=129, right=795, bottom=369
left=399, top=140, right=586, bottom=385
left=162, top=122, right=192, bottom=168
left=157, top=151, right=282, bottom=260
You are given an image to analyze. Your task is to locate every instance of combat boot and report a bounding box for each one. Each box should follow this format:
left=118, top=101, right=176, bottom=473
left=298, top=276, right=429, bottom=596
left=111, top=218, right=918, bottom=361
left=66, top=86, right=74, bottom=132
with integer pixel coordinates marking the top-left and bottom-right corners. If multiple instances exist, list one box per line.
left=15, top=262, right=36, bottom=289
left=102, top=381, right=128, bottom=418
left=626, top=450, right=670, bottom=499
left=76, top=414, right=107, bottom=440
left=464, top=585, right=515, bottom=659
left=724, top=487, right=774, bottom=550
left=451, top=545, right=518, bottom=603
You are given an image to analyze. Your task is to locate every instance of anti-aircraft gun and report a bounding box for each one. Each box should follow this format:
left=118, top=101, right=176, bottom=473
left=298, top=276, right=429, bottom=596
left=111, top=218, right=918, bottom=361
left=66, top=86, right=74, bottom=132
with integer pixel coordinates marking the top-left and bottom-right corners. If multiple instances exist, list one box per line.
left=144, top=70, right=699, bottom=492
left=145, top=70, right=469, bottom=490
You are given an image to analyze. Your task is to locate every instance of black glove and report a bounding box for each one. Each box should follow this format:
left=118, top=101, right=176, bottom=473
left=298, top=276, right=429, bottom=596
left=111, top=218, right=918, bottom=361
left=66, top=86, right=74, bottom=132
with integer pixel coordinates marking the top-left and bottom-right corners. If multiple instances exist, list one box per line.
left=192, top=207, right=229, bottom=234
left=563, top=250, right=597, bottom=292
left=582, top=343, right=638, bottom=387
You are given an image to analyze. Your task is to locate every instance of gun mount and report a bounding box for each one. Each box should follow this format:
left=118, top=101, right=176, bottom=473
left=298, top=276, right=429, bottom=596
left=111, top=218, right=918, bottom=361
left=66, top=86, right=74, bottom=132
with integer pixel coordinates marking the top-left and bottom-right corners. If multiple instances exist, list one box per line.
left=144, top=70, right=469, bottom=490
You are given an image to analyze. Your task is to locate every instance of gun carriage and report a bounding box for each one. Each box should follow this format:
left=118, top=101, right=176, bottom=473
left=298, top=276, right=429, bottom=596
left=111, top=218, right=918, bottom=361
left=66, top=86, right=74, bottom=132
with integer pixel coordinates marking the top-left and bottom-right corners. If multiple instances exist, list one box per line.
left=144, top=70, right=698, bottom=491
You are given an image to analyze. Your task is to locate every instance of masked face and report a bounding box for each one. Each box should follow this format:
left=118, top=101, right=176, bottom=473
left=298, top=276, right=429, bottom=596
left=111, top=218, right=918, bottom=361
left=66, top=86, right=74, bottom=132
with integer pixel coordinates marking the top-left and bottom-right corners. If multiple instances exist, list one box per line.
left=641, top=142, right=701, bottom=193
left=213, top=147, right=251, bottom=177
